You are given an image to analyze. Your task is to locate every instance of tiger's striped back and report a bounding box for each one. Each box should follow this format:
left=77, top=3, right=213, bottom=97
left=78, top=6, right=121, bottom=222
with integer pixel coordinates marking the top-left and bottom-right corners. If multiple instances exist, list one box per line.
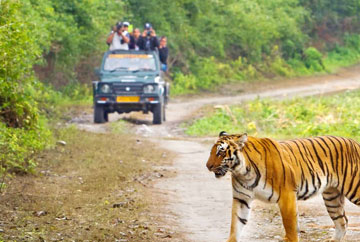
left=278, top=136, right=360, bottom=203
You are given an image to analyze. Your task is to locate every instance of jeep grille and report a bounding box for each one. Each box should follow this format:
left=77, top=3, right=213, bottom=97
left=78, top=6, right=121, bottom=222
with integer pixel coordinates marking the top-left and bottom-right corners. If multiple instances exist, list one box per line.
left=113, top=83, right=143, bottom=94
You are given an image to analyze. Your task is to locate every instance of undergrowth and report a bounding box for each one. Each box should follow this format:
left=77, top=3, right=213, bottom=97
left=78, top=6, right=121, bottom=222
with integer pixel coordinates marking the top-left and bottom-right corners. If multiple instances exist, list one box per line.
left=185, top=90, right=360, bottom=140
left=171, top=34, right=360, bottom=95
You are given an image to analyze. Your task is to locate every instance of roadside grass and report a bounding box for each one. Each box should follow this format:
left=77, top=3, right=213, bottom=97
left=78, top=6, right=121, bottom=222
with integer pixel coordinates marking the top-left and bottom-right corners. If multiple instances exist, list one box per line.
left=110, top=120, right=130, bottom=134
left=184, top=90, right=360, bottom=140
left=0, top=126, right=172, bottom=241
left=41, top=83, right=93, bottom=123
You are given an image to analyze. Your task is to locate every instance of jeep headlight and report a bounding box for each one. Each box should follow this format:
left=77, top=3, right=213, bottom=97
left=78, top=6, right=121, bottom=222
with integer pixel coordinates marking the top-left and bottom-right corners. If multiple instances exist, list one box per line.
left=143, top=84, right=156, bottom=93
left=100, top=84, right=111, bottom=93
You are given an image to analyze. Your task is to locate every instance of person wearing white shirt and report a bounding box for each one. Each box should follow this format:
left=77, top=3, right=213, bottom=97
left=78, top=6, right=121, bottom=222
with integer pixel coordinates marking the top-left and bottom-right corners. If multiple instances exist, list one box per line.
left=106, top=22, right=130, bottom=50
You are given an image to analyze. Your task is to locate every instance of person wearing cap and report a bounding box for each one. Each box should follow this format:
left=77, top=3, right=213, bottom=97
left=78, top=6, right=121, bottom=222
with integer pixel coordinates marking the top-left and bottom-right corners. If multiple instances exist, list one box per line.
left=122, top=21, right=131, bottom=39
left=106, top=22, right=129, bottom=50
left=138, top=23, right=159, bottom=51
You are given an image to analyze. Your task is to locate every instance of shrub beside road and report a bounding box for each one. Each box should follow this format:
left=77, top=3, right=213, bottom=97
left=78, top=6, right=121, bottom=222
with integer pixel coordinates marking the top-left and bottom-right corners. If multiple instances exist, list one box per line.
left=185, top=89, right=360, bottom=140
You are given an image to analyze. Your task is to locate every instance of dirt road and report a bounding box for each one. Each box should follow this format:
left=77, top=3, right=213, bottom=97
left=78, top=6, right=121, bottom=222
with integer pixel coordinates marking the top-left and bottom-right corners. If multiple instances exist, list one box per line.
left=78, top=68, right=360, bottom=241
left=146, top=71, right=360, bottom=242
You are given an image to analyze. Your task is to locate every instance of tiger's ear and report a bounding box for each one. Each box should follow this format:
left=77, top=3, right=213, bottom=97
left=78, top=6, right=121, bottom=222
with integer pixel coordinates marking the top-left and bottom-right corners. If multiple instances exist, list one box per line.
left=235, top=133, right=248, bottom=149
left=219, top=131, right=228, bottom=137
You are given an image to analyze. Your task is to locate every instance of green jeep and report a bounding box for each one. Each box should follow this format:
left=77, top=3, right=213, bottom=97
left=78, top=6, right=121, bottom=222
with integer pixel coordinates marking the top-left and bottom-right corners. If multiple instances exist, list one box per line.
left=93, top=50, right=169, bottom=124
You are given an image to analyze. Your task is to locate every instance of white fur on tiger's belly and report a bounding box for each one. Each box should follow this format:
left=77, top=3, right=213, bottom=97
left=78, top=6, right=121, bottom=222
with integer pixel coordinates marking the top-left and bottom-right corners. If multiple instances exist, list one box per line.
left=253, top=180, right=279, bottom=203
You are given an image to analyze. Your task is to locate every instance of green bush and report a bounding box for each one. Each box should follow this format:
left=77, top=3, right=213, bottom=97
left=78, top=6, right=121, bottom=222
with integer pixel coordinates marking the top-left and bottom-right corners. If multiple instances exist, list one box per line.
left=323, top=34, right=360, bottom=71
left=304, top=47, right=324, bottom=72
left=0, top=1, right=53, bottom=175
left=269, top=56, right=294, bottom=77
left=172, top=73, right=198, bottom=95
left=0, top=118, right=52, bottom=174
left=185, top=90, right=360, bottom=140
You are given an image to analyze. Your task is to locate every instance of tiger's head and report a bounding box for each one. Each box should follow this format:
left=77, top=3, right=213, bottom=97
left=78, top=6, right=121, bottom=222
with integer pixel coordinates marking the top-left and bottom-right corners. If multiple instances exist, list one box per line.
left=206, top=131, right=248, bottom=178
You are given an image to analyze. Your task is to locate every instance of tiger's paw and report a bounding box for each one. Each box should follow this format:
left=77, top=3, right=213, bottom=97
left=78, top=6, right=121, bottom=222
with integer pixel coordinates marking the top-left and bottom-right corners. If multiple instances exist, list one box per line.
left=225, top=239, right=236, bottom=242
left=225, top=234, right=237, bottom=242
left=281, top=236, right=299, bottom=242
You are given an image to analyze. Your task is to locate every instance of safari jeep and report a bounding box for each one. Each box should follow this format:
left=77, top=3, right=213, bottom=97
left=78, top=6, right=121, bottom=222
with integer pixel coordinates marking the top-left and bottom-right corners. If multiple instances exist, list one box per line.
left=93, top=50, right=169, bottom=124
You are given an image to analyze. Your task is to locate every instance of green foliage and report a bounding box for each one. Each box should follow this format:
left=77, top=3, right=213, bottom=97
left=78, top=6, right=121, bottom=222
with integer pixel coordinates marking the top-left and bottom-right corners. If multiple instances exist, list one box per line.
left=269, top=56, right=294, bottom=77
left=300, top=0, right=360, bottom=22
left=185, top=90, right=360, bottom=140
left=304, top=47, right=324, bottom=71
left=0, top=1, right=40, bottom=128
left=21, top=0, right=124, bottom=83
left=171, top=56, right=262, bottom=95
left=0, top=0, right=124, bottom=175
left=0, top=118, right=52, bottom=174
left=8, top=0, right=360, bottom=94
left=0, top=0, right=52, bottom=175
left=323, top=34, right=360, bottom=71
left=126, top=0, right=360, bottom=93
left=3, top=0, right=360, bottom=175
left=127, top=0, right=307, bottom=78
left=172, top=73, right=198, bottom=95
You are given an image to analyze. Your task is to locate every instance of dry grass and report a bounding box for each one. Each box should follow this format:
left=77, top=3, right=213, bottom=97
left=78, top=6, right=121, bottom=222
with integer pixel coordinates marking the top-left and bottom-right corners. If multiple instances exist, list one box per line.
left=0, top=126, right=174, bottom=241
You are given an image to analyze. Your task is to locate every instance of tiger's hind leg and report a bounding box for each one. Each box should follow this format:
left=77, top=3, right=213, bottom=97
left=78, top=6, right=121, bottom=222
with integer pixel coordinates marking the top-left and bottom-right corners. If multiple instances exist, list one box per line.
left=322, top=188, right=348, bottom=242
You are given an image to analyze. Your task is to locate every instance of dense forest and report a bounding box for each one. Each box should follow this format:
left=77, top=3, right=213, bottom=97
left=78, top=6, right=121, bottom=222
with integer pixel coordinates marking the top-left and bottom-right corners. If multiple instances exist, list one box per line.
left=1, top=0, right=360, bottom=175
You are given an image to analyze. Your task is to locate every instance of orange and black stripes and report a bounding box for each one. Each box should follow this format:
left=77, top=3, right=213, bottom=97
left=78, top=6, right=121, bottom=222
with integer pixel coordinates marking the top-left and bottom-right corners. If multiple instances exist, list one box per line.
left=210, top=134, right=360, bottom=204
left=280, top=136, right=360, bottom=203
left=207, top=133, right=360, bottom=242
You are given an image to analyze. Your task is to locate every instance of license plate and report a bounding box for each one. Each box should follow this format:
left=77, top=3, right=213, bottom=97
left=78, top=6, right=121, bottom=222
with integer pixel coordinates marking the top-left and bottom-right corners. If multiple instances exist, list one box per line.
left=116, top=96, right=140, bottom=102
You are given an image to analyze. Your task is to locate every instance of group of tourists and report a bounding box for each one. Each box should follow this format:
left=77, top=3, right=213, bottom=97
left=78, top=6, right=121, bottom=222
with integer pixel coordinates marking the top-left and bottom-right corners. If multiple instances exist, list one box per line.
left=106, top=21, right=168, bottom=72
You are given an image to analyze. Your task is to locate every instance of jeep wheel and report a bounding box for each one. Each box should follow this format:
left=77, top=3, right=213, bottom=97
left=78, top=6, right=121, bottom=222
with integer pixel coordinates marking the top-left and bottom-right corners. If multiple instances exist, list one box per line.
left=94, top=104, right=106, bottom=123
left=153, top=102, right=164, bottom=124
left=104, top=111, right=109, bottom=122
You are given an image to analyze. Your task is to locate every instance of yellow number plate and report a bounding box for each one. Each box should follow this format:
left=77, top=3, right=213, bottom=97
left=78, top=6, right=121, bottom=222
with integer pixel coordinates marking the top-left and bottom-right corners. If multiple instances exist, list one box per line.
left=116, top=96, right=140, bottom=102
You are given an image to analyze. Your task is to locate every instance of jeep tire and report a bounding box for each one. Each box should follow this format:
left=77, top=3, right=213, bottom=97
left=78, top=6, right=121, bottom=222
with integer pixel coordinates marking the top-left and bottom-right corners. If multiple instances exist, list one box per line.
left=153, top=101, right=164, bottom=124
left=94, top=104, right=106, bottom=123
left=104, top=111, right=109, bottom=122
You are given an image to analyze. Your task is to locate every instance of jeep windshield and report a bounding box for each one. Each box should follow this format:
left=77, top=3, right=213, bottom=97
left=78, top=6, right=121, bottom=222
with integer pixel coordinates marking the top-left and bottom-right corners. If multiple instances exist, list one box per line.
left=103, top=53, right=157, bottom=72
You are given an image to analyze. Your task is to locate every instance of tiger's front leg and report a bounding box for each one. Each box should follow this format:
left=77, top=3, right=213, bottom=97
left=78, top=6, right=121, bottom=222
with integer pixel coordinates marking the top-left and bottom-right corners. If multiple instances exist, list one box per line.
left=226, top=196, right=253, bottom=242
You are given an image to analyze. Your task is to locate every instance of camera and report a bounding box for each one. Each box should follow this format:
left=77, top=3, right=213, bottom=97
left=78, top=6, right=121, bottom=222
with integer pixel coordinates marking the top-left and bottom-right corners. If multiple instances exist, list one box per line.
left=147, top=30, right=151, bottom=37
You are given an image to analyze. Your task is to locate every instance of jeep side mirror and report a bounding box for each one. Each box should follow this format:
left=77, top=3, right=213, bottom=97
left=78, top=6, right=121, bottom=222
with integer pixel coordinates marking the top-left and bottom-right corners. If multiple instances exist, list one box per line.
left=94, top=68, right=101, bottom=76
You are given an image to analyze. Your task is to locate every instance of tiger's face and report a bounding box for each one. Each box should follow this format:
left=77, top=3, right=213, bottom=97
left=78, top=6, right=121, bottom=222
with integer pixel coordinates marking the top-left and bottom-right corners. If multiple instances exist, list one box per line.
left=206, top=131, right=247, bottom=178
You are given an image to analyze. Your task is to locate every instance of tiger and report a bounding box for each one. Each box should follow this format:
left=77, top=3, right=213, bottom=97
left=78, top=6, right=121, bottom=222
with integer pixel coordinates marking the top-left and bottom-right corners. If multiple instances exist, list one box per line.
left=206, top=131, right=360, bottom=242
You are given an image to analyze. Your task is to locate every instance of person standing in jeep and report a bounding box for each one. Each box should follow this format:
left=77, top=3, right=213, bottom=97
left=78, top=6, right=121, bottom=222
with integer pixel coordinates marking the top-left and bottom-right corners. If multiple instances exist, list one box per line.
left=159, top=36, right=168, bottom=72
left=129, top=28, right=141, bottom=50
left=107, top=22, right=130, bottom=50
left=138, top=23, right=159, bottom=51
